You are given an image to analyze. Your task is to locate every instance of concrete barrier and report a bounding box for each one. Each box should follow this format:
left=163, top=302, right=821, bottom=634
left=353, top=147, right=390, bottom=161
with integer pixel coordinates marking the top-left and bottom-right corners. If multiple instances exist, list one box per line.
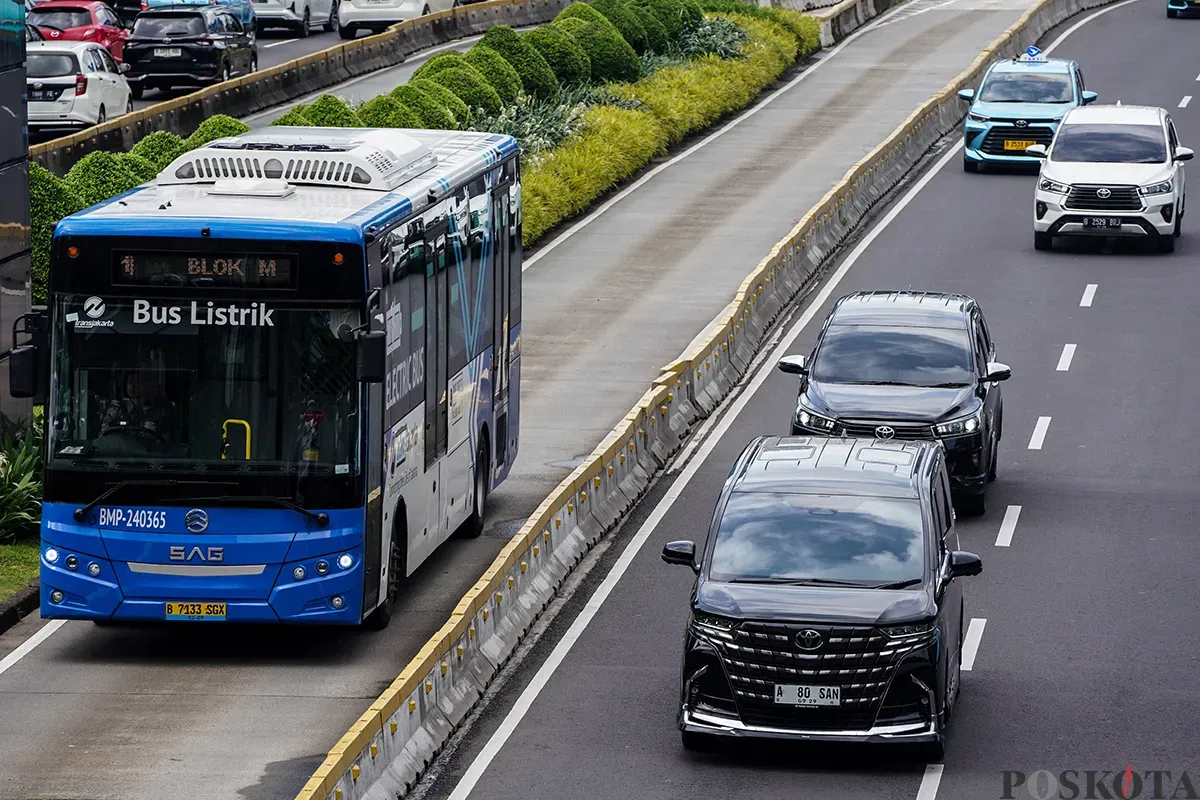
left=291, top=0, right=1121, bottom=796
left=811, top=0, right=905, bottom=48
left=31, top=0, right=568, bottom=176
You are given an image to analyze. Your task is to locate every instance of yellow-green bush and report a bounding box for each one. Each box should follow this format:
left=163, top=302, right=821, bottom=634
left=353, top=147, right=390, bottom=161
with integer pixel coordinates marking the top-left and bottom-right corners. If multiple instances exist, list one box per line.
left=521, top=105, right=667, bottom=244
left=612, top=13, right=795, bottom=143
left=696, top=0, right=819, bottom=52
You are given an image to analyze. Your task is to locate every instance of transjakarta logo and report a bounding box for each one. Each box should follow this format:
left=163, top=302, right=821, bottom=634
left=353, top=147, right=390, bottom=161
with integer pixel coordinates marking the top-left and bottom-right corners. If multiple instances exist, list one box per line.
left=133, top=300, right=276, bottom=327
left=84, top=296, right=105, bottom=318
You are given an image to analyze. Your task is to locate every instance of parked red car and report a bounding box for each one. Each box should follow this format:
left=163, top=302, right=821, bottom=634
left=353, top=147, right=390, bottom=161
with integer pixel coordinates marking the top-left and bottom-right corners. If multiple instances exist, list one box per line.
left=28, top=1, right=129, bottom=61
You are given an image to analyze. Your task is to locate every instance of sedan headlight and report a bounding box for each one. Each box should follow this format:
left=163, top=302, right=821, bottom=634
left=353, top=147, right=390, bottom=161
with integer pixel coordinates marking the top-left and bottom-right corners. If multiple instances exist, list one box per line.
left=880, top=621, right=936, bottom=639
left=1138, top=180, right=1173, bottom=197
left=933, top=410, right=982, bottom=437
left=1038, top=177, right=1069, bottom=195
left=966, top=112, right=990, bottom=123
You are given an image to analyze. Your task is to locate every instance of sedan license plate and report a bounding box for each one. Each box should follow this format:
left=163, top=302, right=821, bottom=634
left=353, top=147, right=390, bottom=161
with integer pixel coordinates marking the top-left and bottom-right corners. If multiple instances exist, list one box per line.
left=774, top=684, right=841, bottom=707
left=153, top=47, right=182, bottom=57
left=1003, top=139, right=1037, bottom=151
left=1083, top=217, right=1122, bottom=230
left=165, top=601, right=227, bottom=620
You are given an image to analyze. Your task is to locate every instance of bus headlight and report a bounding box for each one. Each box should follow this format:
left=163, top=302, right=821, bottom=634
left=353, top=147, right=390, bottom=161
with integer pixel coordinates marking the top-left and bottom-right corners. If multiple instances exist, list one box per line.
left=338, top=554, right=353, bottom=570
left=45, top=548, right=59, bottom=564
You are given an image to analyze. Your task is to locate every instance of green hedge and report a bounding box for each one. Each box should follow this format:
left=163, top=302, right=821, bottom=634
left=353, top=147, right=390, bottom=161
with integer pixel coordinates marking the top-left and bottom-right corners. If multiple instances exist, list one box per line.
left=64, top=152, right=142, bottom=208
left=696, top=0, right=819, bottom=47
left=391, top=84, right=458, bottom=129
left=428, top=66, right=504, bottom=116
left=28, top=164, right=83, bottom=304
left=630, top=0, right=693, bottom=39
left=625, top=1, right=670, bottom=53
left=184, top=114, right=251, bottom=150
left=271, top=105, right=313, bottom=126
left=306, top=94, right=363, bottom=127
left=526, top=25, right=592, bottom=87
left=555, top=16, right=642, bottom=84
left=409, top=78, right=471, bottom=126
left=119, top=153, right=159, bottom=183
left=358, top=96, right=424, bottom=128
left=463, top=45, right=524, bottom=104
left=556, top=1, right=620, bottom=31
left=412, top=51, right=470, bottom=80
left=591, top=0, right=649, bottom=54
left=130, top=131, right=186, bottom=171
left=479, top=25, right=560, bottom=99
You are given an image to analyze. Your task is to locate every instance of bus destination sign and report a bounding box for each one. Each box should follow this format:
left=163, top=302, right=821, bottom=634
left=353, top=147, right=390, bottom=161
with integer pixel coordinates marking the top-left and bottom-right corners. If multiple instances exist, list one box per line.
left=112, top=251, right=296, bottom=288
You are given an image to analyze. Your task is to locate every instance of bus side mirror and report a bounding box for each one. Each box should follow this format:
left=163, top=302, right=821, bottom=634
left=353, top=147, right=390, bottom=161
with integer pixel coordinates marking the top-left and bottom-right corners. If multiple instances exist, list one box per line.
left=8, top=344, right=39, bottom=398
left=356, top=331, right=386, bottom=384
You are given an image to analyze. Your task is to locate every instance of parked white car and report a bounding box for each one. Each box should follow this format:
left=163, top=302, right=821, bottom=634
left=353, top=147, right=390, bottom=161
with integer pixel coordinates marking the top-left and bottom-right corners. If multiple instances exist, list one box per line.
left=27, top=40, right=132, bottom=131
left=336, top=0, right=453, bottom=41
left=1028, top=103, right=1192, bottom=253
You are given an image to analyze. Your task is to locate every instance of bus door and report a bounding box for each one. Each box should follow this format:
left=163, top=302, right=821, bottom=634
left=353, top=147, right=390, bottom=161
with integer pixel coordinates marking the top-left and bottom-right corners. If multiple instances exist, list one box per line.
left=491, top=181, right=512, bottom=471
left=424, top=220, right=450, bottom=540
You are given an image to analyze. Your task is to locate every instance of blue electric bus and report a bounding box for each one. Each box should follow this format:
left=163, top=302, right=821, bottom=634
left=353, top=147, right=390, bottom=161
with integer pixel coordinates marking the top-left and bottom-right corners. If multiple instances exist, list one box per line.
left=9, top=127, right=523, bottom=628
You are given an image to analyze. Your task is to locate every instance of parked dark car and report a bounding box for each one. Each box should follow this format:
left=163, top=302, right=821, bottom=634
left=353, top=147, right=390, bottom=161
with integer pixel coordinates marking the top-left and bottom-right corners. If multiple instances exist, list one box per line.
left=662, top=436, right=983, bottom=759
left=777, top=290, right=1010, bottom=516
left=121, top=5, right=256, bottom=99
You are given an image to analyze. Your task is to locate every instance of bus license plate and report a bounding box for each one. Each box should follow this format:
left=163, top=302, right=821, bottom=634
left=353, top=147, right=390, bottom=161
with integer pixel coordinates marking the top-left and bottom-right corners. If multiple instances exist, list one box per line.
left=1003, top=139, right=1036, bottom=151
left=774, top=684, right=841, bottom=707
left=154, top=47, right=182, bottom=57
left=1083, top=217, right=1121, bottom=229
left=165, top=602, right=227, bottom=620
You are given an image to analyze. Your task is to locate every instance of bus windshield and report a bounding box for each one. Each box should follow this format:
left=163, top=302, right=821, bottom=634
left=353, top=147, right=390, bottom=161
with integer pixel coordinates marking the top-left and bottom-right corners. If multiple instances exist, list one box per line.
left=47, top=296, right=362, bottom=480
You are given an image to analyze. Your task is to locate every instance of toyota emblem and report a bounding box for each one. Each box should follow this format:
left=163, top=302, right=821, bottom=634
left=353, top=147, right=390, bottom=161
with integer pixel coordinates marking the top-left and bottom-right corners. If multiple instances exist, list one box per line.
left=163, top=37, right=171, bottom=43
left=1015, top=119, right=1028, bottom=128
left=184, top=508, right=210, bottom=533
left=796, top=629, right=823, bottom=651
left=1096, top=188, right=1111, bottom=199
left=875, top=425, right=896, bottom=440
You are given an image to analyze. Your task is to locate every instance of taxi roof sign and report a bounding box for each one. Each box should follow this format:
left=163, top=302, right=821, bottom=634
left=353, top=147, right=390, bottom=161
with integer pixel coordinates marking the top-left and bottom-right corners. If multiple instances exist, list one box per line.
left=1016, top=45, right=1044, bottom=61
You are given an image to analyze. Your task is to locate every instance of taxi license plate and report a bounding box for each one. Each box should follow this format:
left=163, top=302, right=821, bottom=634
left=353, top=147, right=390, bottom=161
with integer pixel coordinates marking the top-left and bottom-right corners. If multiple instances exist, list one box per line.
left=165, top=601, right=227, bottom=620
left=154, top=47, right=182, bottom=57
left=1003, top=139, right=1037, bottom=151
left=774, top=684, right=841, bottom=707
left=1083, top=217, right=1122, bottom=229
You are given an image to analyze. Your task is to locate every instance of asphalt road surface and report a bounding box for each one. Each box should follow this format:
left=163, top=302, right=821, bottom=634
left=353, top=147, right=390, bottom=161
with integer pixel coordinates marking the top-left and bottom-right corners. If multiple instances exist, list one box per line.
left=406, top=1, right=1200, bottom=799
left=0, top=1, right=1069, bottom=798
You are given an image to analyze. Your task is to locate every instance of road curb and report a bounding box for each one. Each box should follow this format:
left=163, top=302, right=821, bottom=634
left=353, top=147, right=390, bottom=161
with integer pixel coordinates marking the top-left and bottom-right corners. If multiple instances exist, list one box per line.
left=0, top=581, right=39, bottom=638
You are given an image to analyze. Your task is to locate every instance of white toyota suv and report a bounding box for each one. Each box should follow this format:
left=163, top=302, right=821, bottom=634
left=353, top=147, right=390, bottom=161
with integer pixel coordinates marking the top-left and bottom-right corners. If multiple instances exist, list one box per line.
left=1028, top=104, right=1192, bottom=253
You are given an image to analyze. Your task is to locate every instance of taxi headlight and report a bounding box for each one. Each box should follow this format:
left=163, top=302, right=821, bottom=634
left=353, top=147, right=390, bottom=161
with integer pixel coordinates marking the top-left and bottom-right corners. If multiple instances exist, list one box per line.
left=933, top=410, right=982, bottom=437
left=966, top=112, right=991, bottom=123
left=1138, top=181, right=1173, bottom=197
left=1039, top=178, right=1069, bottom=195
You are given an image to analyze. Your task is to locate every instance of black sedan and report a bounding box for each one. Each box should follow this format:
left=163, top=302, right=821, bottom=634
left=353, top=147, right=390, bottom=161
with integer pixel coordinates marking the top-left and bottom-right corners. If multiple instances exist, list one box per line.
left=121, top=5, right=256, bottom=99
left=777, top=290, right=1011, bottom=515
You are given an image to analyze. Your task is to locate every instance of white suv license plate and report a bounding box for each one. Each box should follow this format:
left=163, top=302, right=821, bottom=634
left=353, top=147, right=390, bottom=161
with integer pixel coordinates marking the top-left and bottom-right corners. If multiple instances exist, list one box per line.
left=774, top=684, right=841, bottom=707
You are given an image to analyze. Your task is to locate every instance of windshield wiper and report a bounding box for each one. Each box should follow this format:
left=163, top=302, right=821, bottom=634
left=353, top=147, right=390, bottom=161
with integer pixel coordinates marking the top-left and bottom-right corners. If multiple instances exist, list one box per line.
left=728, top=577, right=874, bottom=587
left=872, top=579, right=923, bottom=589
left=923, top=382, right=970, bottom=388
left=73, top=479, right=237, bottom=523
left=185, top=495, right=330, bottom=526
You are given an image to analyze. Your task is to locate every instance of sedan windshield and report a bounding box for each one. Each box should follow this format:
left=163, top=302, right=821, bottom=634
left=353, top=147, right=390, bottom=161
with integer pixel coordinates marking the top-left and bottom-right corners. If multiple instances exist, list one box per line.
left=27, top=52, right=79, bottom=77
left=811, top=325, right=974, bottom=387
left=978, top=72, right=1074, bottom=103
left=1051, top=123, right=1168, bottom=163
left=30, top=8, right=92, bottom=27
left=708, top=492, right=926, bottom=585
left=47, top=297, right=362, bottom=483
left=132, top=14, right=206, bottom=37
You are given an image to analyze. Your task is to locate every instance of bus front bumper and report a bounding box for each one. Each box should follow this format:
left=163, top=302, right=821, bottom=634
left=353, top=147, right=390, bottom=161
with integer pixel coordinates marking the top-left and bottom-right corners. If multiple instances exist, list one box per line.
left=39, top=547, right=367, bottom=624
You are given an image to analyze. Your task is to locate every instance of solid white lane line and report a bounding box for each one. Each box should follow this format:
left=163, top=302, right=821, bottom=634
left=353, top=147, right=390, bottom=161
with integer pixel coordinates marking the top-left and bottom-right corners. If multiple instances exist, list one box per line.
left=1056, top=343, right=1076, bottom=371
left=1080, top=283, right=1097, bottom=307
left=1028, top=416, right=1052, bottom=450
left=0, top=621, right=65, bottom=679
left=961, top=618, right=986, bottom=672
left=263, top=39, right=297, bottom=48
left=917, top=765, right=945, bottom=800
left=994, top=504, right=1022, bottom=548
left=1182, top=96, right=1193, bottom=109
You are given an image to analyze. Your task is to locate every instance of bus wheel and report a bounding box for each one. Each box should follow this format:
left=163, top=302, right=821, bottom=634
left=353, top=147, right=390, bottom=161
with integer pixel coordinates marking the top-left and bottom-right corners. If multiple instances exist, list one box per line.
left=462, top=441, right=489, bottom=539
left=364, top=534, right=404, bottom=630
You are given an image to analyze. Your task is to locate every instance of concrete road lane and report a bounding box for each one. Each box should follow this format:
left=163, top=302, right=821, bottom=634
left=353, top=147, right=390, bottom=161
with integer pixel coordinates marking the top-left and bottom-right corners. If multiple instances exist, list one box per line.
left=0, top=3, right=1055, bottom=799
left=408, top=1, right=1200, bottom=798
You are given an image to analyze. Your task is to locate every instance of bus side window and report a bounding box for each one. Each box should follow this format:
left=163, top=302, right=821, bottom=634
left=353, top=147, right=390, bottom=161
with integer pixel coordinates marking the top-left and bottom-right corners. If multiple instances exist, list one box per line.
left=470, top=176, right=492, bottom=360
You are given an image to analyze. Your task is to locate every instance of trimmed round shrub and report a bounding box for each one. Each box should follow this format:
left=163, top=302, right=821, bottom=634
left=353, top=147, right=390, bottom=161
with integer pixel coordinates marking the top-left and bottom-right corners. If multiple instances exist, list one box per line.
left=184, top=114, right=250, bottom=150
left=463, top=45, right=522, bottom=104
left=427, top=67, right=503, bottom=116
left=591, top=0, right=648, bottom=54
left=556, top=17, right=641, bottom=84
left=29, top=163, right=84, bottom=304
left=412, top=50, right=470, bottom=81
left=525, top=24, right=591, bottom=86
left=625, top=0, right=669, bottom=53
left=358, top=95, right=424, bottom=128
left=391, top=84, right=456, bottom=129
left=270, top=105, right=312, bottom=126
left=556, top=1, right=619, bottom=31
left=410, top=78, right=471, bottom=126
left=118, top=153, right=159, bottom=183
left=130, top=130, right=186, bottom=171
left=64, top=151, right=142, bottom=208
left=305, top=94, right=363, bottom=127
left=479, top=25, right=559, bottom=99
left=630, top=0, right=691, bottom=39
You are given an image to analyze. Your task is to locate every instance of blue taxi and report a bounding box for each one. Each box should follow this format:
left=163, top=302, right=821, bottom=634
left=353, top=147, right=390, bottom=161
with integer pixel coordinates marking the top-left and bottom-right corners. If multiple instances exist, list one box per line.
left=1167, top=0, right=1197, bottom=16
left=958, top=47, right=1097, bottom=173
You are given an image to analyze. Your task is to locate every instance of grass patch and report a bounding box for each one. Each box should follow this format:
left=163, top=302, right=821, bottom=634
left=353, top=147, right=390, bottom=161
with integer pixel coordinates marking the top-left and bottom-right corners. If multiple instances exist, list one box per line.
left=0, top=537, right=38, bottom=605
